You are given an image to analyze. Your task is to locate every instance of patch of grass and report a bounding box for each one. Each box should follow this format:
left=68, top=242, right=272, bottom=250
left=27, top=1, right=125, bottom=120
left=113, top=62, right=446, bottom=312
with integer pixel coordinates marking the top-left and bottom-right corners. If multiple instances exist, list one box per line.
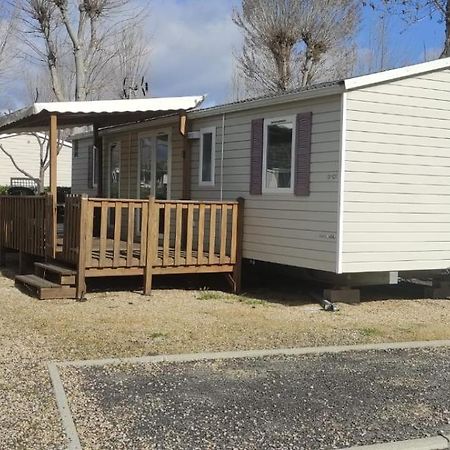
left=197, top=291, right=226, bottom=301
left=148, top=332, right=168, bottom=340
left=197, top=290, right=268, bottom=307
left=358, top=327, right=384, bottom=338
left=236, top=297, right=267, bottom=307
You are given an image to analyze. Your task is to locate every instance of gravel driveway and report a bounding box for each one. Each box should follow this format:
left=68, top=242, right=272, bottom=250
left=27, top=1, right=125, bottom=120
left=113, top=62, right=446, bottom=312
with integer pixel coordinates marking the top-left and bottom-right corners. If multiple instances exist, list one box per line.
left=60, top=347, right=450, bottom=450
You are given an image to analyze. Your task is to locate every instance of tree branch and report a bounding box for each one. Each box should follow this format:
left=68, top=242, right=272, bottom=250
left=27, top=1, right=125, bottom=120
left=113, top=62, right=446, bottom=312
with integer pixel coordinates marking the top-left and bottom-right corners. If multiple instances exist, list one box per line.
left=0, top=143, right=35, bottom=180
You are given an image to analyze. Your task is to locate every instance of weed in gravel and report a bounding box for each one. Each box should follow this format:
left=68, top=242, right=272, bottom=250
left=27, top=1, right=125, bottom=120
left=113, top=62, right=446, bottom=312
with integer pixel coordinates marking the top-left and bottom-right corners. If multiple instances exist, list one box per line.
left=149, top=332, right=168, bottom=340
left=358, top=327, right=384, bottom=337
left=197, top=290, right=267, bottom=307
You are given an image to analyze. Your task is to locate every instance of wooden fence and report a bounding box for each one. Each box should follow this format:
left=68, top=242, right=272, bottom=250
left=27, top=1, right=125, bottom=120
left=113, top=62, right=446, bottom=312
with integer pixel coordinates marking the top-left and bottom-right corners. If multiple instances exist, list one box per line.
left=0, top=195, right=53, bottom=257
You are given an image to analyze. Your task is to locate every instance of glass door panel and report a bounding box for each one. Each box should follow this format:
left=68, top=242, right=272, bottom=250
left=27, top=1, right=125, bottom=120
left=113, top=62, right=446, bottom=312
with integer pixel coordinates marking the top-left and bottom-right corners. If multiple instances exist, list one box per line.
left=139, top=137, right=153, bottom=199
left=109, top=143, right=120, bottom=198
left=155, top=134, right=169, bottom=200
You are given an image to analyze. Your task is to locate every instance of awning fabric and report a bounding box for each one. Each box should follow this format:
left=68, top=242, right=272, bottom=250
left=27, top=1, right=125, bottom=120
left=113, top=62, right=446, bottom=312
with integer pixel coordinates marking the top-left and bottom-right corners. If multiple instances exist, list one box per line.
left=0, top=96, right=205, bottom=132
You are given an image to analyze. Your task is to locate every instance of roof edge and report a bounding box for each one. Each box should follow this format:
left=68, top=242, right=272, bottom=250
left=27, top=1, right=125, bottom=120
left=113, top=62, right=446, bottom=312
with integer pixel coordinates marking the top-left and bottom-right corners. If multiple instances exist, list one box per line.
left=344, top=57, right=450, bottom=91
left=188, top=83, right=344, bottom=119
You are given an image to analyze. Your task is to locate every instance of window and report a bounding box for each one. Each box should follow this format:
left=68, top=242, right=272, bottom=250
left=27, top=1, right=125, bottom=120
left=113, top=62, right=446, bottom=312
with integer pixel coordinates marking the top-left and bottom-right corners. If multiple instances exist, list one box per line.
left=262, top=117, right=295, bottom=193
left=73, top=140, right=79, bottom=158
left=92, top=145, right=99, bottom=188
left=88, top=145, right=99, bottom=188
left=199, top=127, right=215, bottom=186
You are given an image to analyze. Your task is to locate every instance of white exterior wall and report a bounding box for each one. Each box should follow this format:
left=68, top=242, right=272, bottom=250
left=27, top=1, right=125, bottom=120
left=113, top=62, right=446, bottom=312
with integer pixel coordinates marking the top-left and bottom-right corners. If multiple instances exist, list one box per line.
left=190, top=96, right=342, bottom=272
left=342, top=68, right=450, bottom=272
left=0, top=133, right=72, bottom=187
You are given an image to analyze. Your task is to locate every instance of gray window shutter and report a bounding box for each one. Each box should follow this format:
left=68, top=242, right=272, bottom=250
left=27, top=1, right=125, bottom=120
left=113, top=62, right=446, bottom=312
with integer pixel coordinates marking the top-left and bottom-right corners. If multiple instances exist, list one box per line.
left=88, top=145, right=93, bottom=189
left=295, top=112, right=312, bottom=196
left=250, top=118, right=264, bottom=195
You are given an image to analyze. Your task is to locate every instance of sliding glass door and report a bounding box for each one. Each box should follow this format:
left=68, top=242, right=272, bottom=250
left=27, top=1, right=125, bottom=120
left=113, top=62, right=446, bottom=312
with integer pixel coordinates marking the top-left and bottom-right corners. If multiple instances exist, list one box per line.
left=139, top=132, right=170, bottom=200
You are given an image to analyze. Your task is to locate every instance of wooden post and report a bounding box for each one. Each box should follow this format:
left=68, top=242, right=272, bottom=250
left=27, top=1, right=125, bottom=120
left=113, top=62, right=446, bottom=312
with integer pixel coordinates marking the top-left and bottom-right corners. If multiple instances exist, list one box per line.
left=143, top=196, right=157, bottom=295
left=49, top=114, right=58, bottom=259
left=231, top=197, right=245, bottom=294
left=180, top=113, right=191, bottom=200
left=76, top=194, right=88, bottom=300
left=45, top=193, right=55, bottom=259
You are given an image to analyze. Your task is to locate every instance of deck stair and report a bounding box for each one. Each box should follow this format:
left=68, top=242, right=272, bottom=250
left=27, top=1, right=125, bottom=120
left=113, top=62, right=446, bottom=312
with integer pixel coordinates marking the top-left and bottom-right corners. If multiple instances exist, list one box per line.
left=15, top=262, right=77, bottom=300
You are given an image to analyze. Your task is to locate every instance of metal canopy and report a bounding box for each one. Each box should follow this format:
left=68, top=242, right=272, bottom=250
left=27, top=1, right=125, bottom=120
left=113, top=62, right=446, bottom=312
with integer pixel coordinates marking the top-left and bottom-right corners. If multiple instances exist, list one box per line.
left=0, top=96, right=205, bottom=132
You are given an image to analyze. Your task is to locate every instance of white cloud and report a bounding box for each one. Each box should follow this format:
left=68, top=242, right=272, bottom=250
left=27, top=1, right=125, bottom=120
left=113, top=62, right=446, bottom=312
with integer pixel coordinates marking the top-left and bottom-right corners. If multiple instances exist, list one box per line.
left=146, top=0, right=241, bottom=106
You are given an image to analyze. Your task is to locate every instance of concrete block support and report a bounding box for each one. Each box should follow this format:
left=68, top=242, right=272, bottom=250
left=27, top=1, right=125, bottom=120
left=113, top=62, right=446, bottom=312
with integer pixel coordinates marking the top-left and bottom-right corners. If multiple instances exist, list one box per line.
left=324, top=288, right=360, bottom=304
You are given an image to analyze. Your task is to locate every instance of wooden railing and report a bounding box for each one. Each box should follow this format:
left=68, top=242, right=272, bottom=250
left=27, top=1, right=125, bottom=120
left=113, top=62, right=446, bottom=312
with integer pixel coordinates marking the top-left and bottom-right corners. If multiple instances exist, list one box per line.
left=61, top=194, right=83, bottom=265
left=0, top=194, right=53, bottom=257
left=60, top=195, right=244, bottom=297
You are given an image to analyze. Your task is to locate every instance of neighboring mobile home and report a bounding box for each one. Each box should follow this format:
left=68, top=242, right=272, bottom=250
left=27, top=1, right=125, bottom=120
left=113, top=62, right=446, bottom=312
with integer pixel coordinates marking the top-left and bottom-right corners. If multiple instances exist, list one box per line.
left=0, top=133, right=72, bottom=188
left=71, top=58, right=450, bottom=297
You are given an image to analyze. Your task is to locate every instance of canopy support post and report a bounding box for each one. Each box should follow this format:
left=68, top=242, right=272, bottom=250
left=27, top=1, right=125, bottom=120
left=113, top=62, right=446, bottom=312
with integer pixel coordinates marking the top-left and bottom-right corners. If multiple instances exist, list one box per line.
left=180, top=113, right=191, bottom=200
left=49, top=113, right=58, bottom=259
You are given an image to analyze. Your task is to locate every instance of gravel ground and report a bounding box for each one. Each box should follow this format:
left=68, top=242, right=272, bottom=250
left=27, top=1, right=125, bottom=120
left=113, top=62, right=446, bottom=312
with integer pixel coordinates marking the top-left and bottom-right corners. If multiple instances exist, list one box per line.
left=0, top=257, right=450, bottom=449
left=60, top=347, right=450, bottom=450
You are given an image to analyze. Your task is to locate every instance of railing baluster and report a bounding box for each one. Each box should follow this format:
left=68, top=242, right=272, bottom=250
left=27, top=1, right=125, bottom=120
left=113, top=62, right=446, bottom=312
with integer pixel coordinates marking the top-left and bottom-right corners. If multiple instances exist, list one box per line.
left=99, top=201, right=108, bottom=267
left=175, top=203, right=183, bottom=266
left=197, top=204, right=205, bottom=264
left=163, top=203, right=171, bottom=266
left=85, top=200, right=94, bottom=267
left=113, top=203, right=122, bottom=267
left=140, top=202, right=148, bottom=266
left=127, top=203, right=135, bottom=267
left=186, top=204, right=194, bottom=265
left=209, top=204, right=216, bottom=264
left=220, top=204, right=228, bottom=263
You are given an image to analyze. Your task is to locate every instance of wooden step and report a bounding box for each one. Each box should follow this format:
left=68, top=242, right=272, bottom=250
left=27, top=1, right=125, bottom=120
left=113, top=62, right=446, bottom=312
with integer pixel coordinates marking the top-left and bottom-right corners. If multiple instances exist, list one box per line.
left=15, top=274, right=76, bottom=300
left=34, top=262, right=76, bottom=286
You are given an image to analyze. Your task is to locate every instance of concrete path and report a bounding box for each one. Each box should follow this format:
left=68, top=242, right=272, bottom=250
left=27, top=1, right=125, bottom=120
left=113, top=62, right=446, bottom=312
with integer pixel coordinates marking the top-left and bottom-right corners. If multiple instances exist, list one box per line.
left=50, top=341, right=450, bottom=450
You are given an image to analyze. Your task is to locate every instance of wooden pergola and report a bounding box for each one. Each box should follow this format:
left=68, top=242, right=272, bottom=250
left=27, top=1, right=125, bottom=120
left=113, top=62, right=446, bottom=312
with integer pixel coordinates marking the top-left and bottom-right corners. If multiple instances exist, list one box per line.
left=0, top=97, right=204, bottom=257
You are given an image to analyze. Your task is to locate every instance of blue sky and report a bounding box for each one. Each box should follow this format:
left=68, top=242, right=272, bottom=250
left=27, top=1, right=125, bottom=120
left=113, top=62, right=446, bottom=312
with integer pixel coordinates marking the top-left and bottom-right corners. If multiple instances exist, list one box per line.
left=0, top=0, right=447, bottom=110
left=147, top=0, right=445, bottom=105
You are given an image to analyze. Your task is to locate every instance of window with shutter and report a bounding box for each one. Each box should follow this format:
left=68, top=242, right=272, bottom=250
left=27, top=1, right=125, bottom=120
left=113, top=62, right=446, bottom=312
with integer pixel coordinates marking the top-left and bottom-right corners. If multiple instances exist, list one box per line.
left=294, top=112, right=312, bottom=196
left=262, top=117, right=295, bottom=193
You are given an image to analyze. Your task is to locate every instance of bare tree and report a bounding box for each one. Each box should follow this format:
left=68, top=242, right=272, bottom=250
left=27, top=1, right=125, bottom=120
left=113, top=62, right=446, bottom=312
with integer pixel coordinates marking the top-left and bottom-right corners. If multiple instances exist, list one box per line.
left=17, top=0, right=150, bottom=101
left=232, top=0, right=360, bottom=97
left=0, top=2, right=19, bottom=84
left=366, top=1, right=450, bottom=58
left=0, top=132, right=67, bottom=192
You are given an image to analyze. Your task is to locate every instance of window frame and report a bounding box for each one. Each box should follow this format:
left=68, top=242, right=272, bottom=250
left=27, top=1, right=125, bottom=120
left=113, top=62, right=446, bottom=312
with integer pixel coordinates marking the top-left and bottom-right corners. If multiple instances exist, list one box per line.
left=106, top=141, right=121, bottom=198
left=91, top=144, right=99, bottom=188
left=73, top=140, right=79, bottom=158
left=262, top=116, right=296, bottom=194
left=199, top=127, right=216, bottom=187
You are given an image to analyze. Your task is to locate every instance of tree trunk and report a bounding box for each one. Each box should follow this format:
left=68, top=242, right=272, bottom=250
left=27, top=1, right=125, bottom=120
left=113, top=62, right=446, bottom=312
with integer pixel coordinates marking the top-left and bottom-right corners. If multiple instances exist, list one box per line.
left=441, top=0, right=450, bottom=57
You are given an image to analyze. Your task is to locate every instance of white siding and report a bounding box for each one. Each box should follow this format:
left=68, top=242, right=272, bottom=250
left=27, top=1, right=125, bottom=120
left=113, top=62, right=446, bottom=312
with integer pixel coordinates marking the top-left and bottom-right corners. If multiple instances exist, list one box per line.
left=190, top=96, right=342, bottom=272
left=0, top=133, right=72, bottom=187
left=343, top=68, right=450, bottom=272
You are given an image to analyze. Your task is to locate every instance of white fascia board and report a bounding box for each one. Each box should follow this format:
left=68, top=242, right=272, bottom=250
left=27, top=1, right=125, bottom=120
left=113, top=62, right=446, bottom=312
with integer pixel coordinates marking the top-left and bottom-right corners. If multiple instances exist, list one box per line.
left=344, top=57, right=450, bottom=91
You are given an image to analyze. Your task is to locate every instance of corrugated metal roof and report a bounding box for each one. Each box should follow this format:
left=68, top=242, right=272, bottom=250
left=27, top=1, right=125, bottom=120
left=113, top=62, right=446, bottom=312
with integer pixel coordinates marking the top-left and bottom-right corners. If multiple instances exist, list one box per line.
left=0, top=96, right=205, bottom=133
left=199, top=80, right=343, bottom=113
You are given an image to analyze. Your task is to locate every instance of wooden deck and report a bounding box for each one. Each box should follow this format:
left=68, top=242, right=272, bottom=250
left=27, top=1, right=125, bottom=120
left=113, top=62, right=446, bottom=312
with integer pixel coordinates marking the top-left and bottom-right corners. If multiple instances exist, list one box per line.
left=2, top=194, right=244, bottom=299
